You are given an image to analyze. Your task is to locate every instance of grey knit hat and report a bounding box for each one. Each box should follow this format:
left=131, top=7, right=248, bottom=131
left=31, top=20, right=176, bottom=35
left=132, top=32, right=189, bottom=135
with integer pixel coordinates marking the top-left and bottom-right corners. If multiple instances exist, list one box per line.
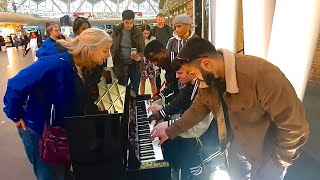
left=173, top=14, right=193, bottom=26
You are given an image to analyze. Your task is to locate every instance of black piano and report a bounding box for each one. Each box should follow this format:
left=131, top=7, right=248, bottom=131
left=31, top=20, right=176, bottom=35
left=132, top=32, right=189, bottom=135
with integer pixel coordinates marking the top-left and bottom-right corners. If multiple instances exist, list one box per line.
left=64, top=68, right=171, bottom=180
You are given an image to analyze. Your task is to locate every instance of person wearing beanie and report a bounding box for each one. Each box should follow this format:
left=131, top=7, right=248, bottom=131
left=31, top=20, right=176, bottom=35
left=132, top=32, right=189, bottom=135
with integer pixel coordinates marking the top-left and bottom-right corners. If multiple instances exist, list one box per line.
left=150, top=14, right=199, bottom=103
left=166, top=14, right=199, bottom=54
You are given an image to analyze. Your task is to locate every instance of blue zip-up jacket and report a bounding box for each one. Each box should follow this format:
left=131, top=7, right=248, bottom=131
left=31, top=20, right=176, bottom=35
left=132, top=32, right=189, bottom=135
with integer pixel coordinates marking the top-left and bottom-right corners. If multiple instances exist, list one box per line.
left=3, top=52, right=87, bottom=134
left=36, top=37, right=67, bottom=58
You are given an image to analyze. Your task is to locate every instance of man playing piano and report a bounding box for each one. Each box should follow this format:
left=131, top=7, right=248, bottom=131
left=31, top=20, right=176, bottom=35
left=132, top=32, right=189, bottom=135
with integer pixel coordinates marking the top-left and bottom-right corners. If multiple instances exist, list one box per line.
left=144, top=40, right=180, bottom=102
left=147, top=59, right=221, bottom=179
left=151, top=38, right=309, bottom=180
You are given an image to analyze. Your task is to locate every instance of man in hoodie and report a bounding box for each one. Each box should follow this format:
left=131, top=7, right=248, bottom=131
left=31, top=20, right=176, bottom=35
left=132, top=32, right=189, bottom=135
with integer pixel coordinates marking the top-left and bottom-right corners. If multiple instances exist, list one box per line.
left=144, top=40, right=180, bottom=102
left=111, top=10, right=145, bottom=95
left=166, top=14, right=199, bottom=54
left=149, top=14, right=199, bottom=102
left=36, top=24, right=65, bottom=58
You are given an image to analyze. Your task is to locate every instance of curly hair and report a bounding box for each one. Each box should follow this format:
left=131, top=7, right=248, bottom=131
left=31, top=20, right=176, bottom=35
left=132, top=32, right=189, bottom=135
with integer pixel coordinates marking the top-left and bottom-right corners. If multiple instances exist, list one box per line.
left=73, top=17, right=91, bottom=36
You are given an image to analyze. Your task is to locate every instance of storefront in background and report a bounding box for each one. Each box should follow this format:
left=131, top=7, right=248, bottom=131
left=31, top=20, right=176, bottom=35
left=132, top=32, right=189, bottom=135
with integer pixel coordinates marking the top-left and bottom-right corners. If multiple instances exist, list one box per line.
left=0, top=24, right=23, bottom=37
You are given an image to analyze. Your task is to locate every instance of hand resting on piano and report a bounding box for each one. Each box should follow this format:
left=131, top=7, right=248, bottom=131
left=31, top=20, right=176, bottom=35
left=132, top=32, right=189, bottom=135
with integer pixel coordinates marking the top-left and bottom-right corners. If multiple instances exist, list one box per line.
left=147, top=104, right=163, bottom=112
left=150, top=121, right=169, bottom=146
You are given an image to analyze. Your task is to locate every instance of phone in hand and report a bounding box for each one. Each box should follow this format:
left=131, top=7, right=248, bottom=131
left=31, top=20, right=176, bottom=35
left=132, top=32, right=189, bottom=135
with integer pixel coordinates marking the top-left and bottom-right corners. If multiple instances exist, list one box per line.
left=131, top=48, right=137, bottom=55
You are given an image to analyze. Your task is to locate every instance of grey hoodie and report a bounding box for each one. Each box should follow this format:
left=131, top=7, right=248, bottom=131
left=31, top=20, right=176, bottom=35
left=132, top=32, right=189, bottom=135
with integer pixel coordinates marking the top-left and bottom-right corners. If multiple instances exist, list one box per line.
left=166, top=27, right=199, bottom=54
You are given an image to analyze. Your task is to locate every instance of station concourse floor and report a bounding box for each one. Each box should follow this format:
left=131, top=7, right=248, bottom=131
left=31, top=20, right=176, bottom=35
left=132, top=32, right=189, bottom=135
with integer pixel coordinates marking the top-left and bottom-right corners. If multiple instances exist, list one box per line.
left=0, top=47, right=319, bottom=180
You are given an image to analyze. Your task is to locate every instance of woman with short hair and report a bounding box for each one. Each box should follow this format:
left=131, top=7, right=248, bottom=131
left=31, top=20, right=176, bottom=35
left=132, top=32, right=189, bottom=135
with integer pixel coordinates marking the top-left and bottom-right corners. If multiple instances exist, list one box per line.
left=3, top=28, right=113, bottom=180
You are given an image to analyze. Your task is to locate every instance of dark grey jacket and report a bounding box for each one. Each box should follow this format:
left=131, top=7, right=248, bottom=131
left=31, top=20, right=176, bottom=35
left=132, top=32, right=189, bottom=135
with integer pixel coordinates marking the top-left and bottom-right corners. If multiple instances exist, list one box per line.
left=111, top=24, right=145, bottom=85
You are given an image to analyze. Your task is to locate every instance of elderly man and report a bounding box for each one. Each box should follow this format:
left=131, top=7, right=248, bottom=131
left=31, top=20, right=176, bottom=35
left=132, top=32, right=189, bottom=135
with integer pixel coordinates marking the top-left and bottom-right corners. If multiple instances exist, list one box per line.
left=36, top=24, right=65, bottom=58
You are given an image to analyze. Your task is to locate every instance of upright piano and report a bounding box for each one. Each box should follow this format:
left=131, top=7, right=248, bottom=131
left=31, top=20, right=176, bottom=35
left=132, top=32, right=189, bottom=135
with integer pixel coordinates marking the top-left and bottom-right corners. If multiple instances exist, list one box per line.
left=64, top=68, right=171, bottom=180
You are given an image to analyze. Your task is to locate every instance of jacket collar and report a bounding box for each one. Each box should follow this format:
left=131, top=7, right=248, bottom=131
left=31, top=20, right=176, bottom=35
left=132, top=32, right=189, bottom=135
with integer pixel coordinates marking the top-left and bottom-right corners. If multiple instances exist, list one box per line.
left=218, top=48, right=240, bottom=94
left=56, top=52, right=74, bottom=71
left=114, top=23, right=140, bottom=36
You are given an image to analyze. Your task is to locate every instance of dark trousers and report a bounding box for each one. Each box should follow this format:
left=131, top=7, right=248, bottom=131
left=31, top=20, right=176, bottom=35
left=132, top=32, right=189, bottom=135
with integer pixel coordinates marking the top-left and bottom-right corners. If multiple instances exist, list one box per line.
left=127, top=64, right=141, bottom=95
left=227, top=140, right=287, bottom=180
left=17, top=127, right=65, bottom=180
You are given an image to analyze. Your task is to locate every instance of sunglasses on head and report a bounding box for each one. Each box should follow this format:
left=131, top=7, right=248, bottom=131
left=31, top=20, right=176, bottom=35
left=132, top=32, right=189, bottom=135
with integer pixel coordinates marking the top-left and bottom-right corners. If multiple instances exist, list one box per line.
left=74, top=17, right=88, bottom=23
left=176, top=54, right=209, bottom=65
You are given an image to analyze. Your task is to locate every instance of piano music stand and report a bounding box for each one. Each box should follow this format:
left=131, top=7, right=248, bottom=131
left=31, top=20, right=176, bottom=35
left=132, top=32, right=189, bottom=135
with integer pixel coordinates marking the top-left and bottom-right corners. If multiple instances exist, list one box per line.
left=64, top=114, right=126, bottom=180
left=64, top=70, right=130, bottom=180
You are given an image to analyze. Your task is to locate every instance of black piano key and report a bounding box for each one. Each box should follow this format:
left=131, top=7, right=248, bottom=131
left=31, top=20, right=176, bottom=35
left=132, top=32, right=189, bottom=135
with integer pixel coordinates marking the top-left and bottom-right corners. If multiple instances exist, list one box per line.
left=140, top=152, right=155, bottom=157
left=139, top=139, right=152, bottom=143
left=139, top=134, right=151, bottom=138
left=140, top=145, right=153, bottom=149
left=139, top=144, right=153, bottom=149
left=140, top=148, right=154, bottom=153
left=140, top=156, right=156, bottom=161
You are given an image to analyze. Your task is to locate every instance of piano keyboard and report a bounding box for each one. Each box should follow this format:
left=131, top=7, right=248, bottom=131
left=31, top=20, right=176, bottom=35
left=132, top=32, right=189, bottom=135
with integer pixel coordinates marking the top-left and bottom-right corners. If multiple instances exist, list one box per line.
left=136, top=100, right=164, bottom=163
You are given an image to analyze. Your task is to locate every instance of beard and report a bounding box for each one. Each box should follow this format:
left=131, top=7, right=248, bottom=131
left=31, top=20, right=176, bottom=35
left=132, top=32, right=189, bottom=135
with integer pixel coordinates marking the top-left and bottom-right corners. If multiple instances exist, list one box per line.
left=200, top=68, right=219, bottom=87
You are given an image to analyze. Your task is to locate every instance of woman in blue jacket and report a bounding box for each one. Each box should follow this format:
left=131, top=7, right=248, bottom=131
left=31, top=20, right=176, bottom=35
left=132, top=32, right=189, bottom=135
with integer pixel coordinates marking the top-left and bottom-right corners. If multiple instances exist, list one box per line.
left=3, top=28, right=113, bottom=180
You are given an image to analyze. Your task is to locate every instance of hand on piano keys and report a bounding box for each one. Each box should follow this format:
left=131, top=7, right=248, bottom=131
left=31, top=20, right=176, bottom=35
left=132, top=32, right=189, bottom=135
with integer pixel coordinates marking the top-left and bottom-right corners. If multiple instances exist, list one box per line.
left=151, top=122, right=169, bottom=146
left=148, top=95, right=161, bottom=104
left=148, top=111, right=162, bottom=122
left=147, top=104, right=163, bottom=112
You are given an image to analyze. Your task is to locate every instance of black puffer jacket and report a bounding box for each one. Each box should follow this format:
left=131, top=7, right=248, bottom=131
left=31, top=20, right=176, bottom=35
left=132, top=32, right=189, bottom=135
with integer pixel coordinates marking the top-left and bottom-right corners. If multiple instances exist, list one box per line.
left=111, top=24, right=145, bottom=86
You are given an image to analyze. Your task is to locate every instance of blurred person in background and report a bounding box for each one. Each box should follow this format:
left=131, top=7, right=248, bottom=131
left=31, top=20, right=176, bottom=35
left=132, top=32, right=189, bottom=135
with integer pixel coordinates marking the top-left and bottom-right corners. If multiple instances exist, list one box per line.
left=29, top=32, right=38, bottom=61
left=111, top=9, right=145, bottom=95
left=139, top=24, right=158, bottom=95
left=152, top=13, right=174, bottom=90
left=0, top=35, right=6, bottom=52
left=73, top=16, right=105, bottom=103
left=36, top=24, right=65, bottom=59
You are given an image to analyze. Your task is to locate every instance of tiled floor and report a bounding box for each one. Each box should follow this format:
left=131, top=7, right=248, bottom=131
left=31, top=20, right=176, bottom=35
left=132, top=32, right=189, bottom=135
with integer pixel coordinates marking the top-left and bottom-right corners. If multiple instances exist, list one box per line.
left=0, top=47, right=319, bottom=180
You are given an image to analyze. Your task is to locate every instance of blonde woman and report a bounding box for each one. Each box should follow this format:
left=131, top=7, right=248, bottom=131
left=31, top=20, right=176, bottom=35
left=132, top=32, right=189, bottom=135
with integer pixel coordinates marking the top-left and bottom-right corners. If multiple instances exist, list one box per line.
left=3, top=28, right=112, bottom=180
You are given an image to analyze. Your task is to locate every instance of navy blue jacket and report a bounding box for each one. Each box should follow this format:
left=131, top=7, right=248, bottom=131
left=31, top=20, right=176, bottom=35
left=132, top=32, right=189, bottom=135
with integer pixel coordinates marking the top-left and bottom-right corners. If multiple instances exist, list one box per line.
left=3, top=52, right=94, bottom=134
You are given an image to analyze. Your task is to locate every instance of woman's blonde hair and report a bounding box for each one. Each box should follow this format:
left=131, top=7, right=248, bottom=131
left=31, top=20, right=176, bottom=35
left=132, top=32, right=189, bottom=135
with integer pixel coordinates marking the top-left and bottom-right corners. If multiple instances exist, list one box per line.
left=57, top=28, right=113, bottom=68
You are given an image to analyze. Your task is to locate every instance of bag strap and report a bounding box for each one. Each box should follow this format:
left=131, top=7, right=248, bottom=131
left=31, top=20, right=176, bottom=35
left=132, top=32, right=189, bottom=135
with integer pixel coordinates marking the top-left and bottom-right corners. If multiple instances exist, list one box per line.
left=49, top=104, right=55, bottom=126
left=42, top=104, right=55, bottom=136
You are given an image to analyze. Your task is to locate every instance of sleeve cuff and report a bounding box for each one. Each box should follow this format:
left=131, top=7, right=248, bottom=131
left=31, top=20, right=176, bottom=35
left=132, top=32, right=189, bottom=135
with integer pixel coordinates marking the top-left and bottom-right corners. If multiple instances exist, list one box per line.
left=168, top=119, right=176, bottom=126
left=165, top=125, right=179, bottom=139
left=159, top=109, right=167, bottom=118
left=12, top=117, right=21, bottom=123
left=159, top=93, right=165, bottom=99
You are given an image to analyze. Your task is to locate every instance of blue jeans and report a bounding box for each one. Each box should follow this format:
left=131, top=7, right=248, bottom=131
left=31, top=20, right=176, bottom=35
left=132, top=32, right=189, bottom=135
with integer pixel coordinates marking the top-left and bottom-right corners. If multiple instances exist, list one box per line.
left=17, top=127, right=65, bottom=180
left=128, top=64, right=141, bottom=95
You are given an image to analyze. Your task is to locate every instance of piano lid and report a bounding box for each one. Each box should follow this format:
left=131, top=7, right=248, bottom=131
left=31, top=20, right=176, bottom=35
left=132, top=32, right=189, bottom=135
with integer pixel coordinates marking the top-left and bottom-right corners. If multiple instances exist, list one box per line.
left=94, top=67, right=127, bottom=114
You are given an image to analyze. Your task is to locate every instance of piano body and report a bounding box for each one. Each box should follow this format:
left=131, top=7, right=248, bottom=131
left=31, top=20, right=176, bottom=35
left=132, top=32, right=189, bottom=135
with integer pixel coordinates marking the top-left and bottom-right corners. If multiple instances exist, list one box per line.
left=126, top=95, right=171, bottom=180
left=64, top=68, right=171, bottom=180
